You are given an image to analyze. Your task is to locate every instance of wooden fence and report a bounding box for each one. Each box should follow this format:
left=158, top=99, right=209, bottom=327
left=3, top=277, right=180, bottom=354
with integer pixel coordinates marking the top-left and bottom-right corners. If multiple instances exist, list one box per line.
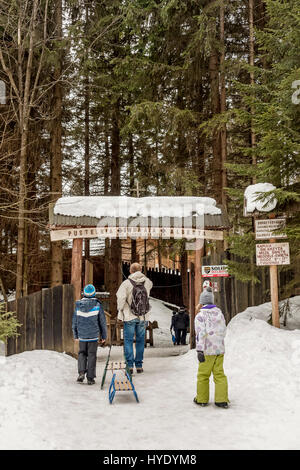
left=5, top=284, right=74, bottom=357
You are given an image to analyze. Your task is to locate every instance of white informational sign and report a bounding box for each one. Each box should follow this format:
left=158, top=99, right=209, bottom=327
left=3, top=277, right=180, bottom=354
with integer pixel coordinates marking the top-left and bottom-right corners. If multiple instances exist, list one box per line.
left=255, top=218, right=287, bottom=240
left=50, top=227, right=224, bottom=241
left=256, top=243, right=290, bottom=266
left=201, top=265, right=229, bottom=278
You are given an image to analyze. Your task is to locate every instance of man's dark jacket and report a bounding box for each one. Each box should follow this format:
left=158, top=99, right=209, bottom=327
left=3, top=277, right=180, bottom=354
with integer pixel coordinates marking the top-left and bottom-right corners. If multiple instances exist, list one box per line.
left=174, top=311, right=189, bottom=330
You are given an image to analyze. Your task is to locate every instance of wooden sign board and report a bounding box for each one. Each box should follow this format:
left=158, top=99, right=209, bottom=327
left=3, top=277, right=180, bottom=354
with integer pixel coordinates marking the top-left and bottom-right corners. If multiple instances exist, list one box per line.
left=50, top=227, right=224, bottom=241
left=201, top=265, right=229, bottom=277
left=255, top=218, right=287, bottom=240
left=256, top=242, right=290, bottom=266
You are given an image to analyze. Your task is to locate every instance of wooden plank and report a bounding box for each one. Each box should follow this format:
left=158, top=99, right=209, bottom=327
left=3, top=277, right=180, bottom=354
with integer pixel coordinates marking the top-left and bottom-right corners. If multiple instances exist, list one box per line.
left=107, top=361, right=126, bottom=371
left=35, top=291, right=43, bottom=350
left=62, top=284, right=75, bottom=354
left=16, top=297, right=26, bottom=354
left=149, top=325, right=153, bottom=347
left=189, top=262, right=196, bottom=349
left=42, top=288, right=54, bottom=350
left=270, top=264, right=280, bottom=328
left=115, top=380, right=133, bottom=391
left=25, top=294, right=36, bottom=351
left=52, top=285, right=63, bottom=352
left=194, top=240, right=204, bottom=309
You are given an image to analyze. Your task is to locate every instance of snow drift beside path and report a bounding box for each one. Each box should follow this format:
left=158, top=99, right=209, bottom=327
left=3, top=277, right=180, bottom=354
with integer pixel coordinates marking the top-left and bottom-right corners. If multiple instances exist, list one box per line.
left=233, top=296, right=300, bottom=330
left=1, top=297, right=300, bottom=450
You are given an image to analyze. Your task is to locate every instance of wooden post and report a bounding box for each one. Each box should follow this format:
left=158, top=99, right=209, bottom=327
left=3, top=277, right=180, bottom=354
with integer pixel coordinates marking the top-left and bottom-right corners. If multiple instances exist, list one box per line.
left=268, top=214, right=280, bottom=328
left=84, top=259, right=93, bottom=286
left=189, top=262, right=196, bottom=349
left=71, top=238, right=83, bottom=301
left=270, top=263, right=280, bottom=328
left=194, top=239, right=204, bottom=309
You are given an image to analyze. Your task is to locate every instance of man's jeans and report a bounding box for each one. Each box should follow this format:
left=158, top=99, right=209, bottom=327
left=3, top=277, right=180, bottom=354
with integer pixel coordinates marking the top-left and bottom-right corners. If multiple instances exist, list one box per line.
left=123, top=318, right=147, bottom=368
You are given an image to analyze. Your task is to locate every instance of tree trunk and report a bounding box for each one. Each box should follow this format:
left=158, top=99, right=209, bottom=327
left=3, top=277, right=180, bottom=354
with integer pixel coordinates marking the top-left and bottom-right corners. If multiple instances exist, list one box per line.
left=109, top=100, right=121, bottom=316
left=103, top=115, right=110, bottom=290
left=128, top=133, right=137, bottom=264
left=84, top=3, right=90, bottom=261
left=50, top=0, right=63, bottom=288
left=220, top=1, right=227, bottom=209
left=208, top=15, right=222, bottom=205
left=16, top=130, right=28, bottom=299
left=249, top=0, right=257, bottom=182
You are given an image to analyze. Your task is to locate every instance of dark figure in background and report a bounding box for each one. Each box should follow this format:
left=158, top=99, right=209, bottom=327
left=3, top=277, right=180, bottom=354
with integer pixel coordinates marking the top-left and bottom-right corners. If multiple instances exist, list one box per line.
left=170, top=311, right=177, bottom=345
left=174, top=307, right=190, bottom=345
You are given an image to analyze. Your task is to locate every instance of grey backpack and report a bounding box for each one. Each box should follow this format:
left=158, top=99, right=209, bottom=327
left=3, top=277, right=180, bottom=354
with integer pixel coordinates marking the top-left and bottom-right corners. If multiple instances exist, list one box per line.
left=129, top=279, right=150, bottom=317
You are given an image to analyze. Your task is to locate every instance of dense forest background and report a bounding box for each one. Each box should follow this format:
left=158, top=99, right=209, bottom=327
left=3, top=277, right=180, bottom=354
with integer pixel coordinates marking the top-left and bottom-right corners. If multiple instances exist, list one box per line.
left=0, top=0, right=299, bottom=305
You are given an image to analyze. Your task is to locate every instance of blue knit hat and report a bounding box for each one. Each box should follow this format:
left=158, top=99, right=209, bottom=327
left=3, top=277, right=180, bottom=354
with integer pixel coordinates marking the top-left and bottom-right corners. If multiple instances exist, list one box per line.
left=83, top=284, right=96, bottom=298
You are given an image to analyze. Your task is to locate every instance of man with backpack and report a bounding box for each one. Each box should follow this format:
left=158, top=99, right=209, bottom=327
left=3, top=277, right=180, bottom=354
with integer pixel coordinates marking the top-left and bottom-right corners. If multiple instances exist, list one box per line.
left=117, top=263, right=153, bottom=374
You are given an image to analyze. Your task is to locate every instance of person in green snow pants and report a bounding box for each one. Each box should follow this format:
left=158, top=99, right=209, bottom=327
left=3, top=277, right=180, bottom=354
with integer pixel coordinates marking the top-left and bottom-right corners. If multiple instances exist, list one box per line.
left=194, top=286, right=229, bottom=408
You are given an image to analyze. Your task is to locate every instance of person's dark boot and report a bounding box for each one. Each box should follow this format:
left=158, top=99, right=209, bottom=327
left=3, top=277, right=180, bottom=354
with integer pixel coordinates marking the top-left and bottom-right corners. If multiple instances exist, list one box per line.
left=215, top=402, right=228, bottom=409
left=136, top=367, right=143, bottom=373
left=77, top=372, right=85, bottom=383
left=193, top=398, right=208, bottom=406
left=87, top=378, right=95, bottom=385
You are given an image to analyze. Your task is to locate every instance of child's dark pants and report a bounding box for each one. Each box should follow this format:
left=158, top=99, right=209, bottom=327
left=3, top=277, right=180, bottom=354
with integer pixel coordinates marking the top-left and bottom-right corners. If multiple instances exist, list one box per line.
left=78, top=341, right=98, bottom=380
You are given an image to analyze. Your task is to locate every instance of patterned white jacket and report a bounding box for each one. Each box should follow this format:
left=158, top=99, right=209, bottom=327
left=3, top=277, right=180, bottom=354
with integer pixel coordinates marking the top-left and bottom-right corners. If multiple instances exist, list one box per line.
left=195, top=305, right=226, bottom=355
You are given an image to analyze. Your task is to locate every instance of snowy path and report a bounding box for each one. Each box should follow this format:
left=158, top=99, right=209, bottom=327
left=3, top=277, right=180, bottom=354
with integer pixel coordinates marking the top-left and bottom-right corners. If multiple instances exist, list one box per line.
left=1, top=297, right=300, bottom=450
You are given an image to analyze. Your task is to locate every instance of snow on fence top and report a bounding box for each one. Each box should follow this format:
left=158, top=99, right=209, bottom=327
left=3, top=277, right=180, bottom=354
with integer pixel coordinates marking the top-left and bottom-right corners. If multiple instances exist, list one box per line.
left=244, top=183, right=277, bottom=213
left=54, top=196, right=222, bottom=219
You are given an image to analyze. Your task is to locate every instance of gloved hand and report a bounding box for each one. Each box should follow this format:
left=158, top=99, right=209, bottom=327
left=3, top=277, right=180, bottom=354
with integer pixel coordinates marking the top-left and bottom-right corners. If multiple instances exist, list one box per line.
left=197, top=351, right=205, bottom=363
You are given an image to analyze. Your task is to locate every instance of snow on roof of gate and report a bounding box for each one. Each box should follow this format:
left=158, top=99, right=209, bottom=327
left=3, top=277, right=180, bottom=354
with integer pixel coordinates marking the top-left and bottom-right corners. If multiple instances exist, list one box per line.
left=53, top=196, right=222, bottom=218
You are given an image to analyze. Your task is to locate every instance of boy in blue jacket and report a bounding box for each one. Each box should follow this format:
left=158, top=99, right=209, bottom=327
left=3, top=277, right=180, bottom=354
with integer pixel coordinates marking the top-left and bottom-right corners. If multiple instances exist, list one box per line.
left=72, top=284, right=107, bottom=385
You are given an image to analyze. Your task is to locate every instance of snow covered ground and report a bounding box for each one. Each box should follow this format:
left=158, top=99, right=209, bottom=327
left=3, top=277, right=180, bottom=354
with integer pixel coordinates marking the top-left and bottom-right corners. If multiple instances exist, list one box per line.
left=1, top=297, right=300, bottom=450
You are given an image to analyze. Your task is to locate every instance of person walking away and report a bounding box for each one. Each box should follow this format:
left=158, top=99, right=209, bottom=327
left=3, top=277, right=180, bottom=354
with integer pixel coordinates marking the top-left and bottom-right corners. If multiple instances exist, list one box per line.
left=170, top=310, right=177, bottom=345
left=72, top=284, right=107, bottom=385
left=194, top=286, right=229, bottom=408
left=174, top=307, right=190, bottom=345
left=117, top=263, right=153, bottom=374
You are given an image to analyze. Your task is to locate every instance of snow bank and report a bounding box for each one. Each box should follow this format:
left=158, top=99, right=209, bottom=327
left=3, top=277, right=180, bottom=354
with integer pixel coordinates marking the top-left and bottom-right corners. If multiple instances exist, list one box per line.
left=1, top=297, right=300, bottom=450
left=244, top=183, right=277, bottom=212
left=231, top=296, right=300, bottom=330
left=54, top=196, right=221, bottom=219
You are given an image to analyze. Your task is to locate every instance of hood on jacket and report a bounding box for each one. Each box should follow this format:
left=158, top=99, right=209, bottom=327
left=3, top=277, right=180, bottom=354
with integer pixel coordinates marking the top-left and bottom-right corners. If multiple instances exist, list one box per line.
left=128, top=271, right=148, bottom=284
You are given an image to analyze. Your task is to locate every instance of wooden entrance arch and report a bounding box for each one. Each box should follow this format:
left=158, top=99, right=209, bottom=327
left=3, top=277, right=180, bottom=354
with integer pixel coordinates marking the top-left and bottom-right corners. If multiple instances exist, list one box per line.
left=49, top=196, right=230, bottom=348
